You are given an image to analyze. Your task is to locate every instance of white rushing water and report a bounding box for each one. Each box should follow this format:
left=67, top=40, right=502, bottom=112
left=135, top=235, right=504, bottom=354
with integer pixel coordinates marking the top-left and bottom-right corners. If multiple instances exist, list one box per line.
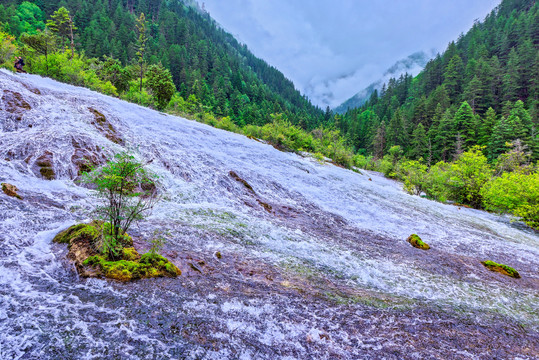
left=1, top=69, right=538, bottom=359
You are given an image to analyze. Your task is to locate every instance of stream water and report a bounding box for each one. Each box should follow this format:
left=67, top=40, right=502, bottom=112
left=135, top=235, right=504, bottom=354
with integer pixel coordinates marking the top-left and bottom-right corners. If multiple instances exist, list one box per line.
left=1, top=69, right=538, bottom=359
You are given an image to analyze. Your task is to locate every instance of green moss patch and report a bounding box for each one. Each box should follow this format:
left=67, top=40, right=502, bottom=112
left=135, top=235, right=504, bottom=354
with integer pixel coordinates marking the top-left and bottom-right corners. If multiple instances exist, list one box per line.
left=406, top=234, right=430, bottom=250
left=53, top=222, right=101, bottom=246
left=83, top=251, right=180, bottom=281
left=481, top=260, right=520, bottom=279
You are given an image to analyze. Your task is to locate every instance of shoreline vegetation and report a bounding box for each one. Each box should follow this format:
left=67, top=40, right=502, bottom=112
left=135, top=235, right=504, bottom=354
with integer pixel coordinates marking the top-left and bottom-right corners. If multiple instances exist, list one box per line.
left=0, top=1, right=537, bottom=231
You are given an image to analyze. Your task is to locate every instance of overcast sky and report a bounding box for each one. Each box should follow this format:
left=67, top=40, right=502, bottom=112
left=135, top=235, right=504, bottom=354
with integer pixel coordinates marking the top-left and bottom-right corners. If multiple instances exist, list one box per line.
left=202, top=0, right=501, bottom=108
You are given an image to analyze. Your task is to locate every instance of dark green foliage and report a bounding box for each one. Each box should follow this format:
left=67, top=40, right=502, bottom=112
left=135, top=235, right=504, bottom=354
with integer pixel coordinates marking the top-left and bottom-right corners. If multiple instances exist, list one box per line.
left=146, top=63, right=176, bottom=109
left=453, top=101, right=476, bottom=150
left=46, top=6, right=75, bottom=58
left=135, top=12, right=148, bottom=92
left=97, top=55, right=131, bottom=93
left=337, top=0, right=538, bottom=162
left=19, top=29, right=55, bottom=72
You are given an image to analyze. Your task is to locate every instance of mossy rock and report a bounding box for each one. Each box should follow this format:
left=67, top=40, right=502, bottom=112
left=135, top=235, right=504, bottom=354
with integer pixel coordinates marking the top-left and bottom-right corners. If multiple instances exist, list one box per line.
left=53, top=221, right=133, bottom=250
left=53, top=222, right=179, bottom=281
left=53, top=222, right=102, bottom=246
left=122, top=247, right=140, bottom=261
left=481, top=260, right=520, bottom=279
left=406, top=234, right=430, bottom=250
left=83, top=251, right=180, bottom=281
left=1, top=183, right=22, bottom=199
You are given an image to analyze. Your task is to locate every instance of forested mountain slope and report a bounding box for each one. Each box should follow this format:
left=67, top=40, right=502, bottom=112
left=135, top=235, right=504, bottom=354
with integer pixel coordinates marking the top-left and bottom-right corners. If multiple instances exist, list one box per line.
left=337, top=0, right=538, bottom=162
left=0, top=0, right=325, bottom=128
left=334, top=51, right=433, bottom=114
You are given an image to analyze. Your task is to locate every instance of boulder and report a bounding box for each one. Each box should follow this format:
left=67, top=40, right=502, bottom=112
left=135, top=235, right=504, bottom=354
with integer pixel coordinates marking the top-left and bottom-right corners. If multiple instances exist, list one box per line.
left=481, top=260, right=520, bottom=278
left=407, top=234, right=430, bottom=250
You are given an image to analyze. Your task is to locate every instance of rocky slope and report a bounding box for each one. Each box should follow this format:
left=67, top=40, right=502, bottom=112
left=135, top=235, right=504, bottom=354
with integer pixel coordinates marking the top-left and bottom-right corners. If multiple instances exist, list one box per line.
left=0, top=69, right=538, bottom=359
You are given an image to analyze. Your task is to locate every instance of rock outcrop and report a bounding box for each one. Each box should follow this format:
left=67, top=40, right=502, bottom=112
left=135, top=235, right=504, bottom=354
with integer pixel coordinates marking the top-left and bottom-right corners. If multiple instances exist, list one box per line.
left=481, top=260, right=520, bottom=278
left=53, top=222, right=180, bottom=281
left=407, top=234, right=430, bottom=250
left=1, top=183, right=22, bottom=199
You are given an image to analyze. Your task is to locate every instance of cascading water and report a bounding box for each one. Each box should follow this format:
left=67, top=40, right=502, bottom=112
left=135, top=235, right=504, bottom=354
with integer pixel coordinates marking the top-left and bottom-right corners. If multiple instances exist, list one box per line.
left=1, top=69, right=538, bottom=359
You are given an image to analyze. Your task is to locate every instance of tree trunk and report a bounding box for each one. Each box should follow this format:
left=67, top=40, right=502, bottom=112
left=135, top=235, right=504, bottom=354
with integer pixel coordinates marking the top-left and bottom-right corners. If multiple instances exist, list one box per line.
left=69, top=19, right=75, bottom=60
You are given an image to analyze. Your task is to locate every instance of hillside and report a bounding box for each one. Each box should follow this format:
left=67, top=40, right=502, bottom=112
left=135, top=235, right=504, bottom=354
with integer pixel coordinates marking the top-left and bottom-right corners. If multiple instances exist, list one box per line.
left=334, top=51, right=434, bottom=114
left=0, top=0, right=325, bottom=128
left=1, top=68, right=539, bottom=359
left=337, top=0, right=539, bottom=163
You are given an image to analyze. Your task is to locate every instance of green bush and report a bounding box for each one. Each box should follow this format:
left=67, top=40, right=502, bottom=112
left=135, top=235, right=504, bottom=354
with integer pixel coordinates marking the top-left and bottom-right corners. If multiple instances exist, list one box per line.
left=445, top=146, right=493, bottom=207
left=423, top=161, right=452, bottom=202
left=0, top=31, right=17, bottom=65
left=399, top=160, right=428, bottom=195
left=146, top=63, right=176, bottom=109
left=481, top=171, right=539, bottom=229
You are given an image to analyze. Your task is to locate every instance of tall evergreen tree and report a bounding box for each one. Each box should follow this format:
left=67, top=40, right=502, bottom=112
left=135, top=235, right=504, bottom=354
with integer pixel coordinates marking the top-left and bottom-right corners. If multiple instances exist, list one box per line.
left=46, top=6, right=76, bottom=59
left=135, top=12, right=148, bottom=92
left=410, top=123, right=428, bottom=160
left=453, top=101, right=476, bottom=149
left=444, top=54, right=464, bottom=100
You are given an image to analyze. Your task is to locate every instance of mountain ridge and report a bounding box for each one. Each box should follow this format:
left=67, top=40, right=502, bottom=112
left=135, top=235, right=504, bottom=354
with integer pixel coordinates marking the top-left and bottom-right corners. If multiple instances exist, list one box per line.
left=334, top=50, right=435, bottom=113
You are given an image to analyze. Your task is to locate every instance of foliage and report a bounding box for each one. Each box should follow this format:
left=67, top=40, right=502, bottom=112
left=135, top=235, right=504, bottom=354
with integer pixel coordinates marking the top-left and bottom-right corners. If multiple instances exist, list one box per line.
left=135, top=12, right=148, bottom=92
left=46, top=6, right=75, bottom=58
left=149, top=230, right=168, bottom=255
left=83, top=152, right=159, bottom=260
left=10, top=2, right=45, bottom=36
left=481, top=171, right=539, bottom=229
left=399, top=160, right=428, bottom=195
left=19, top=29, right=55, bottom=72
left=146, top=63, right=176, bottom=109
left=337, top=0, right=538, bottom=161
left=445, top=146, right=493, bottom=207
left=422, top=161, right=452, bottom=202
left=0, top=31, right=16, bottom=65
left=97, top=56, right=131, bottom=93
left=28, top=49, right=117, bottom=95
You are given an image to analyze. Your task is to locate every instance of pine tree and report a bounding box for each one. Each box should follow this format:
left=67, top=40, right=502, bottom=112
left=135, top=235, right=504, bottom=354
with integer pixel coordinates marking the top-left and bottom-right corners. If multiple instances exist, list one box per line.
left=372, top=122, right=386, bottom=159
left=464, top=75, right=483, bottom=113
left=502, top=47, right=520, bottom=102
left=146, top=63, right=176, bottom=109
left=478, top=107, right=497, bottom=147
left=453, top=101, right=476, bottom=149
left=135, top=12, right=148, bottom=92
left=488, top=116, right=513, bottom=161
left=410, top=123, right=428, bottom=160
left=46, top=6, right=76, bottom=59
left=444, top=54, right=464, bottom=100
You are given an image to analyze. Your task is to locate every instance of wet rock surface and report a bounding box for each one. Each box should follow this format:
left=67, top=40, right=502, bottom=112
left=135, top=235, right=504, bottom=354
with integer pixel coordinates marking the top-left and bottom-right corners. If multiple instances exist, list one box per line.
left=1, top=182, right=22, bottom=199
left=1, top=89, right=31, bottom=120
left=32, top=151, right=56, bottom=180
left=1, top=70, right=538, bottom=359
left=88, top=107, right=124, bottom=145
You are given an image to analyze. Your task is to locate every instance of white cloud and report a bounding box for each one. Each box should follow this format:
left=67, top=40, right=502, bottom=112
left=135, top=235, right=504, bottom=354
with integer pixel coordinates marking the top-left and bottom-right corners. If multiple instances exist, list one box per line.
left=203, top=0, right=500, bottom=108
